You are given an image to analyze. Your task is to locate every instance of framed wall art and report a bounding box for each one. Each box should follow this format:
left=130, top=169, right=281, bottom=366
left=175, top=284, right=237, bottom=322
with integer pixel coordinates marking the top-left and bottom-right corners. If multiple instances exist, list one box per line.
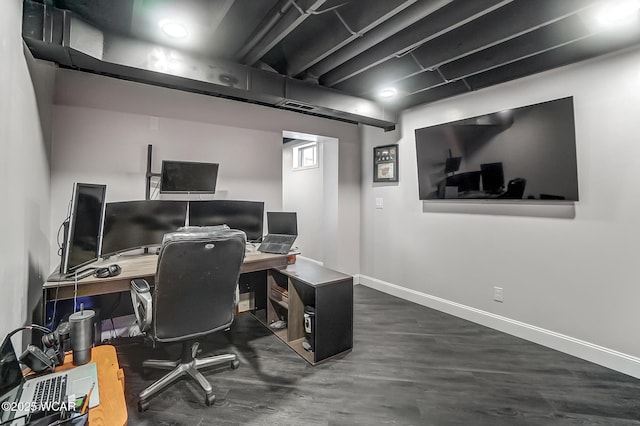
left=373, top=144, right=398, bottom=183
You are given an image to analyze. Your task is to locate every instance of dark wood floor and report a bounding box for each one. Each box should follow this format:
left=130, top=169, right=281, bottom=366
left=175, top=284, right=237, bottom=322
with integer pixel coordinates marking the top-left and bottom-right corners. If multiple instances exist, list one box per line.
left=115, top=285, right=640, bottom=425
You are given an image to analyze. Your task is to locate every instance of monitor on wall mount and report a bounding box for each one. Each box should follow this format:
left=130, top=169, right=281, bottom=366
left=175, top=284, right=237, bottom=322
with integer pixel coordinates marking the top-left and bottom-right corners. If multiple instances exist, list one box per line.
left=160, top=160, right=219, bottom=194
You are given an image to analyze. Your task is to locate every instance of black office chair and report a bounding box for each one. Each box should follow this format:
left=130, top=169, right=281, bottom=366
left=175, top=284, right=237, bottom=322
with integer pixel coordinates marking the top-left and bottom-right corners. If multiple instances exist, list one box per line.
left=130, top=226, right=246, bottom=411
left=498, top=178, right=526, bottom=199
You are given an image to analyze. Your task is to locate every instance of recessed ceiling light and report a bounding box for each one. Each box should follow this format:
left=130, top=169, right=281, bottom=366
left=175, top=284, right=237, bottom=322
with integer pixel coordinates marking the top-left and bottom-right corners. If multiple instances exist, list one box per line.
left=379, top=88, right=397, bottom=98
left=598, top=0, right=640, bottom=26
left=160, top=20, right=188, bottom=39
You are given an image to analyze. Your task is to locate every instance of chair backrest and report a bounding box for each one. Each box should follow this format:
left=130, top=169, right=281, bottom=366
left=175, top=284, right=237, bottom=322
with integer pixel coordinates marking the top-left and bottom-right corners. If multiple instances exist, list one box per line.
left=500, top=178, right=526, bottom=199
left=152, top=227, right=246, bottom=342
left=507, top=178, right=526, bottom=198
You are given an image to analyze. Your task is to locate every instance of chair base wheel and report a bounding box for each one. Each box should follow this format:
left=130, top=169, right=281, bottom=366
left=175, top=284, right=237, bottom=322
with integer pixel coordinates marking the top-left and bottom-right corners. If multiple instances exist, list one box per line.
left=230, top=360, right=240, bottom=370
left=138, top=400, right=150, bottom=412
left=205, top=394, right=216, bottom=406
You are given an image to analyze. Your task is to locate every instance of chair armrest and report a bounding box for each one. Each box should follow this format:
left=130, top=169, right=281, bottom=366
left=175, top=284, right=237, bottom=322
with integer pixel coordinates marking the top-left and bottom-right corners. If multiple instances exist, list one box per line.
left=131, top=278, right=151, bottom=293
left=130, top=279, right=152, bottom=332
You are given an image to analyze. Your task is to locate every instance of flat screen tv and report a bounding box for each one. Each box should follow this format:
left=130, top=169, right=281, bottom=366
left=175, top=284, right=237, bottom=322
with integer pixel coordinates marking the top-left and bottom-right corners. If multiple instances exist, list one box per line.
left=60, top=183, right=107, bottom=275
left=160, top=160, right=219, bottom=194
left=189, top=200, right=264, bottom=242
left=415, top=96, right=579, bottom=201
left=101, top=200, right=188, bottom=256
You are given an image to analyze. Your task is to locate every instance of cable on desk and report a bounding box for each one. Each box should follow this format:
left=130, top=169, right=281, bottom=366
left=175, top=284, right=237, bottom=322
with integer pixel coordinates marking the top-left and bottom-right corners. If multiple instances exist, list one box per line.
left=56, top=198, right=73, bottom=256
left=50, top=284, right=60, bottom=330
left=73, top=270, right=79, bottom=312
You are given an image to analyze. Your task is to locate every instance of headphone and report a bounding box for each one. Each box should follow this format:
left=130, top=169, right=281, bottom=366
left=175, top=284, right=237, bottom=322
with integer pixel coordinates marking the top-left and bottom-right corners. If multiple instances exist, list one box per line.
left=9, top=324, right=67, bottom=374
left=95, top=264, right=121, bottom=278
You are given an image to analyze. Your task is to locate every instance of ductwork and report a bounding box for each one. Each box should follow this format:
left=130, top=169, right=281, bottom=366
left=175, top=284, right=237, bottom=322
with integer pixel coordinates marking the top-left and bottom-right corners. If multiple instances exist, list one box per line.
left=22, top=1, right=397, bottom=130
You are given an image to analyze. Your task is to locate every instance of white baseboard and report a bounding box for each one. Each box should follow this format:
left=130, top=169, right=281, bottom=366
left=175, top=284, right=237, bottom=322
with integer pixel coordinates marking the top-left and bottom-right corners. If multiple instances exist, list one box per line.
left=358, top=275, right=640, bottom=379
left=297, top=255, right=323, bottom=266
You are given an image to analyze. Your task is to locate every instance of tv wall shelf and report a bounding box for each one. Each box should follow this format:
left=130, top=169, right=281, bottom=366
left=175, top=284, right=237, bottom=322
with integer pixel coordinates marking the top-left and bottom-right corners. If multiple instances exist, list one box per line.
left=254, top=258, right=353, bottom=365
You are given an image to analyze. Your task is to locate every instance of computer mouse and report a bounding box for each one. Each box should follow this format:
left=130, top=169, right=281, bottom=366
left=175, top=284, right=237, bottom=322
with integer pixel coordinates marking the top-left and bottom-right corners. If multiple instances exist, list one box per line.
left=95, top=264, right=121, bottom=278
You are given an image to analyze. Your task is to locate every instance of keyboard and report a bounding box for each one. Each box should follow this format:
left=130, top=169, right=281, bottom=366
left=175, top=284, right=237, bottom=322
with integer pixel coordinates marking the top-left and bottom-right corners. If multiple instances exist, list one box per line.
left=260, top=243, right=288, bottom=254
left=32, top=375, right=67, bottom=406
left=264, top=235, right=292, bottom=244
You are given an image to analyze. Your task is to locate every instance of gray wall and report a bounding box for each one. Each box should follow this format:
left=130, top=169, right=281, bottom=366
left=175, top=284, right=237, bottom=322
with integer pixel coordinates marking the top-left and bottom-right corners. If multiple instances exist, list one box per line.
left=50, top=69, right=361, bottom=275
left=360, top=46, right=640, bottom=378
left=0, top=0, right=54, bottom=338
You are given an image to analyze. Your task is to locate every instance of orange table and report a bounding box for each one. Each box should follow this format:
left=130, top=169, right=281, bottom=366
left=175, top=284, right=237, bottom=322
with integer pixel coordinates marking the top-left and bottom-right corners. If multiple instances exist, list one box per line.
left=56, top=345, right=127, bottom=426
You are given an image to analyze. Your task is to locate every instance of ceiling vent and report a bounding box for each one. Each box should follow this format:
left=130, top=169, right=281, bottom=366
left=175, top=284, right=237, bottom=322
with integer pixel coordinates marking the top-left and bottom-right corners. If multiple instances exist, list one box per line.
left=278, top=100, right=316, bottom=111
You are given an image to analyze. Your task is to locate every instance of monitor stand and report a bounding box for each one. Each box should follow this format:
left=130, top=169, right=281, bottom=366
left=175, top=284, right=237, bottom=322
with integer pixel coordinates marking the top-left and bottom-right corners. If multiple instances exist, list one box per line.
left=48, top=266, right=97, bottom=282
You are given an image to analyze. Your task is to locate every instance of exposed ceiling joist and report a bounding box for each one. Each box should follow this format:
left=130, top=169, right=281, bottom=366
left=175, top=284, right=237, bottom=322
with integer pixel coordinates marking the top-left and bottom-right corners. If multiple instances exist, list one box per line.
left=21, top=0, right=640, bottom=120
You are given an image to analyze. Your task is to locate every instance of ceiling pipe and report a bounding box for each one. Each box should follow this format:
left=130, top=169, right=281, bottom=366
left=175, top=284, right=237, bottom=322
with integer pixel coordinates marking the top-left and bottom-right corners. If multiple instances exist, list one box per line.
left=306, top=0, right=455, bottom=78
left=322, top=0, right=514, bottom=87
left=354, top=0, right=606, bottom=98
left=234, top=0, right=294, bottom=62
left=286, top=0, right=420, bottom=77
left=240, top=0, right=328, bottom=67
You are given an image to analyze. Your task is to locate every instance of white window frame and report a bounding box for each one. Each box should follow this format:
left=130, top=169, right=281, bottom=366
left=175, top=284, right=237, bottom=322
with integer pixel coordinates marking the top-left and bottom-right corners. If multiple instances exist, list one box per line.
left=292, top=141, right=319, bottom=170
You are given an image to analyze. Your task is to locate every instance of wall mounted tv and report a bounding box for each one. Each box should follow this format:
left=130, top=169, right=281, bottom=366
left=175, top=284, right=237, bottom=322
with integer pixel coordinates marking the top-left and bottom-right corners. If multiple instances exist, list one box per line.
left=415, top=97, right=579, bottom=201
left=160, top=160, right=219, bottom=194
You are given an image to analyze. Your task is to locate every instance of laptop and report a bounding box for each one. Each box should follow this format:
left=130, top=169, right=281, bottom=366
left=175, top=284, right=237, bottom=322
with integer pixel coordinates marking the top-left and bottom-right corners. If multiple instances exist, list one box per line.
left=0, top=336, right=100, bottom=425
left=258, top=212, right=298, bottom=255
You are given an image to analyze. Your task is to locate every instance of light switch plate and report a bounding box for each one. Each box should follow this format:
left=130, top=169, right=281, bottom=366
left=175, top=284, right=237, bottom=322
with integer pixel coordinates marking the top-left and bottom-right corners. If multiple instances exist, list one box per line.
left=375, top=198, right=384, bottom=209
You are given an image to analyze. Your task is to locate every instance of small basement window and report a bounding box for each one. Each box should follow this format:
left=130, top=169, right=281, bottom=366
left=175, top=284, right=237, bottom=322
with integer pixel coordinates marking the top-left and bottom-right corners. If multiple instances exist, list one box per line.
left=293, top=142, right=318, bottom=170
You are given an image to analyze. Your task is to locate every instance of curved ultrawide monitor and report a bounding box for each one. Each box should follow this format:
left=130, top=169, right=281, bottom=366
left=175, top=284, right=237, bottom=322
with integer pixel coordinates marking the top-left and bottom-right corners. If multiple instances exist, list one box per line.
left=101, top=200, right=188, bottom=256
left=189, top=200, right=264, bottom=242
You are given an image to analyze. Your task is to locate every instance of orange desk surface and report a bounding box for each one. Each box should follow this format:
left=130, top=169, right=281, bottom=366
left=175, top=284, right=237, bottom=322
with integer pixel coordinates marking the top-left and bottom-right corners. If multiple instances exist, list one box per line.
left=56, top=345, right=127, bottom=426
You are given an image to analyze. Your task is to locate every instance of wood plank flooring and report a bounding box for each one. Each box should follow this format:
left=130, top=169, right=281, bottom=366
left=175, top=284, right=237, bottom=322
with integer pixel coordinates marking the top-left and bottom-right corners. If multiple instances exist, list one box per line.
left=115, top=285, right=640, bottom=425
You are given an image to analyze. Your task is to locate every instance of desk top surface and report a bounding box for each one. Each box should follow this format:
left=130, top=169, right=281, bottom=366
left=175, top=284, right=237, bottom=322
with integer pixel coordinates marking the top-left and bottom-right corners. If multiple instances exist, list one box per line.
left=277, top=258, right=352, bottom=287
left=56, top=345, right=127, bottom=426
left=45, top=250, right=287, bottom=288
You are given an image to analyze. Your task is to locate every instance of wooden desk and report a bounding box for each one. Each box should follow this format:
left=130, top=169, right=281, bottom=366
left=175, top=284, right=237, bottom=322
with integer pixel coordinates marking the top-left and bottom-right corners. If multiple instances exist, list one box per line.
left=44, top=251, right=288, bottom=301
left=56, top=345, right=127, bottom=426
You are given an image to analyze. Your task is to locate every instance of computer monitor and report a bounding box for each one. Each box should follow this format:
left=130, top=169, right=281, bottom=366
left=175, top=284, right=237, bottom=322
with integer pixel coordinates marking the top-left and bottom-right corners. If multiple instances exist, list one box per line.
left=444, top=156, right=462, bottom=174
left=445, top=171, right=481, bottom=193
left=101, top=200, right=188, bottom=256
left=267, top=212, right=298, bottom=235
left=481, top=162, right=505, bottom=193
left=188, top=200, right=264, bottom=242
left=60, top=183, right=107, bottom=275
left=160, top=160, right=219, bottom=194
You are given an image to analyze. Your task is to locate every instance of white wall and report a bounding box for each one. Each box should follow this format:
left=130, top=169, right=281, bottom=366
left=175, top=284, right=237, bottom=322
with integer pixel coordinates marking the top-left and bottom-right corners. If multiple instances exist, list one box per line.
left=51, top=69, right=361, bottom=275
left=360, top=45, right=640, bottom=378
left=283, top=137, right=339, bottom=265
left=283, top=140, right=324, bottom=261
left=0, top=0, right=54, bottom=338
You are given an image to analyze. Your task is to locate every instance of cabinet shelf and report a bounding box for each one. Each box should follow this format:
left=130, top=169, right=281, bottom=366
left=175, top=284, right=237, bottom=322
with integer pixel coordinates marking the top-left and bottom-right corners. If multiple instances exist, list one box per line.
left=268, top=296, right=289, bottom=310
left=260, top=258, right=353, bottom=365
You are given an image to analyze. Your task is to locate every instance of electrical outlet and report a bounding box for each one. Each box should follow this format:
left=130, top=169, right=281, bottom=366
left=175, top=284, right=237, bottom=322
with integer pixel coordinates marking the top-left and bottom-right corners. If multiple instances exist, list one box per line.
left=493, top=286, right=503, bottom=302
